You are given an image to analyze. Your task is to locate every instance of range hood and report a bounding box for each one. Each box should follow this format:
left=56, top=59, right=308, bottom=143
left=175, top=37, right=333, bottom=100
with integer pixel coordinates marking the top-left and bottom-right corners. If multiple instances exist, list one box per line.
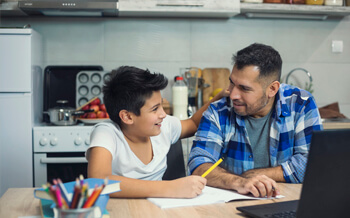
left=17, top=0, right=239, bottom=18
left=18, top=0, right=118, bottom=16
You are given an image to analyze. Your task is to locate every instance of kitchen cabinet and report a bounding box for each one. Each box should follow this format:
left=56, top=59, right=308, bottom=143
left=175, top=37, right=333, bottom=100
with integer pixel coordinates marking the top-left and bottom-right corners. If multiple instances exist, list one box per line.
left=0, top=28, right=42, bottom=197
left=240, top=2, right=350, bottom=20
left=1, top=1, right=350, bottom=19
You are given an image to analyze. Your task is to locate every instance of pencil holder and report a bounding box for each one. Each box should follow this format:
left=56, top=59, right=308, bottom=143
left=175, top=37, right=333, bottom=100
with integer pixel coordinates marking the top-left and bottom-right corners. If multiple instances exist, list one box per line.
left=53, top=207, right=96, bottom=218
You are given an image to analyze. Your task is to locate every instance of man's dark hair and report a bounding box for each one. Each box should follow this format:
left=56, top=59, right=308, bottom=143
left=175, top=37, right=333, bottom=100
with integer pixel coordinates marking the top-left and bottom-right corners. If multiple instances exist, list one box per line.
left=232, top=43, right=282, bottom=84
left=103, top=66, right=168, bottom=126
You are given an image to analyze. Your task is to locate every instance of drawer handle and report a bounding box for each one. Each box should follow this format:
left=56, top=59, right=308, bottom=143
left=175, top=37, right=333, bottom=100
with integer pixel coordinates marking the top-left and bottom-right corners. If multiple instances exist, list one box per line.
left=40, top=157, right=88, bottom=164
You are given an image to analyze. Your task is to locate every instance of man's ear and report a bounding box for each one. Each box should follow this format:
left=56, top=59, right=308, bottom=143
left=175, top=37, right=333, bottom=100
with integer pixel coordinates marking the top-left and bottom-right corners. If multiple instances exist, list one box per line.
left=119, top=110, right=133, bottom=125
left=267, top=81, right=280, bottom=98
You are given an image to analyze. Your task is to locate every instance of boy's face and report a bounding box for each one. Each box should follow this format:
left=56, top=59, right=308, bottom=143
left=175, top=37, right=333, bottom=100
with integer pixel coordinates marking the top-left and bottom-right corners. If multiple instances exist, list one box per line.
left=132, top=90, right=167, bottom=137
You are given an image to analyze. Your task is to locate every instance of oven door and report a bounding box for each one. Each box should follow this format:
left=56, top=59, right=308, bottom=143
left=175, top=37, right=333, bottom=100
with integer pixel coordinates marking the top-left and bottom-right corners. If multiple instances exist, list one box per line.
left=33, top=152, right=88, bottom=187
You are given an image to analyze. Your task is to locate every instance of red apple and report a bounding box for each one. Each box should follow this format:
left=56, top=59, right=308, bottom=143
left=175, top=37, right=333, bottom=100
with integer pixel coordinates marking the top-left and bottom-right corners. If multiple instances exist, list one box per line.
left=96, top=111, right=106, bottom=118
left=87, top=112, right=97, bottom=119
left=81, top=104, right=90, bottom=111
left=90, top=105, right=100, bottom=113
left=81, top=113, right=88, bottom=118
left=90, top=98, right=101, bottom=105
left=100, top=104, right=106, bottom=112
left=106, top=113, right=110, bottom=118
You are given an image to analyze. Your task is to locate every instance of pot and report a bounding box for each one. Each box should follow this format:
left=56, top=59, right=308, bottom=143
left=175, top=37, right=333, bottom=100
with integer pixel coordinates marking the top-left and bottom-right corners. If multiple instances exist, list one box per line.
left=44, top=100, right=93, bottom=126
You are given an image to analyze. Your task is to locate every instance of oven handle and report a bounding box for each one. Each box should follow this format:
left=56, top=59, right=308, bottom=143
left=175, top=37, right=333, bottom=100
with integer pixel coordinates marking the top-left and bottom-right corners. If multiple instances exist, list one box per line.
left=40, top=157, right=88, bottom=164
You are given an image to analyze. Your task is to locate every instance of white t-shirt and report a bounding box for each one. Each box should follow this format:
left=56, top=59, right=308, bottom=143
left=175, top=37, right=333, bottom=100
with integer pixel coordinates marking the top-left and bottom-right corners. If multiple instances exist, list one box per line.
left=86, top=115, right=182, bottom=181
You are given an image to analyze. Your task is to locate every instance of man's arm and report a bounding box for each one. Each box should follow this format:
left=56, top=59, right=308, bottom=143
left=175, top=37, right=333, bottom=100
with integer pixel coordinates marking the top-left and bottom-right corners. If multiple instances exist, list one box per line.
left=87, top=147, right=207, bottom=198
left=192, top=163, right=280, bottom=198
left=179, top=89, right=229, bottom=139
left=280, top=95, right=323, bottom=183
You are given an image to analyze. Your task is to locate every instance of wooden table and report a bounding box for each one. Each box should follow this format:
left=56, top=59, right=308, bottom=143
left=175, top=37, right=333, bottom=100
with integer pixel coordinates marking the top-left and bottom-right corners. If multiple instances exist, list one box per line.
left=0, top=183, right=301, bottom=218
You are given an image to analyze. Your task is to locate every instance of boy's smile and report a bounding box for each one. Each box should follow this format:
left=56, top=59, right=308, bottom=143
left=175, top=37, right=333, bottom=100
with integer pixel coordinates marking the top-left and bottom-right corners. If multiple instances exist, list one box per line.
left=132, top=90, right=167, bottom=137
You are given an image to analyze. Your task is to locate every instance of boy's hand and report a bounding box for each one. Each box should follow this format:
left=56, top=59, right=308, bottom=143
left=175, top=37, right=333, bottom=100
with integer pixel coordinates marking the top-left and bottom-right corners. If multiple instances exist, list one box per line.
left=169, top=175, right=207, bottom=198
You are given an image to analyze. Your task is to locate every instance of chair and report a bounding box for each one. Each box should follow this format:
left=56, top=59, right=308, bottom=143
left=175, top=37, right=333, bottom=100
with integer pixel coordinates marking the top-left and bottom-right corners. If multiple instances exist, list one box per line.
left=162, top=140, right=186, bottom=180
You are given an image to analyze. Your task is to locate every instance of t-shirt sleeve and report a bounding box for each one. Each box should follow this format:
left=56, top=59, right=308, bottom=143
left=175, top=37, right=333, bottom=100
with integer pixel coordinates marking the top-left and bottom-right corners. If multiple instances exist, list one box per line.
left=86, top=124, right=117, bottom=160
left=165, top=115, right=182, bottom=144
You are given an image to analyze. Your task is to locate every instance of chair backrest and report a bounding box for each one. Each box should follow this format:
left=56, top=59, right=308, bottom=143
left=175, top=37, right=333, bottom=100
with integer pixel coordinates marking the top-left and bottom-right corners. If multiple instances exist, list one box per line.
left=162, top=140, right=186, bottom=180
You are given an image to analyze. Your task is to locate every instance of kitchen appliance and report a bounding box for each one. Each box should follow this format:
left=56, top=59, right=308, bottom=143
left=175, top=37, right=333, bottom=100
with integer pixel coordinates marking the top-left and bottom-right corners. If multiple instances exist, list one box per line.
left=0, top=28, right=42, bottom=197
left=18, top=0, right=119, bottom=16
left=18, top=0, right=240, bottom=18
left=43, top=65, right=103, bottom=123
left=35, top=66, right=108, bottom=186
left=44, top=100, right=93, bottom=126
left=33, top=125, right=93, bottom=187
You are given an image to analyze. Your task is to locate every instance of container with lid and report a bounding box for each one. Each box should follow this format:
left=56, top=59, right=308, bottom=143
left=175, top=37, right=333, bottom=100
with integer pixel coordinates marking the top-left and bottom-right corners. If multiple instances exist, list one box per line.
left=172, top=76, right=188, bottom=120
left=324, top=0, right=343, bottom=5
left=264, top=0, right=285, bottom=3
left=286, top=0, right=306, bottom=3
left=243, top=0, right=263, bottom=3
left=306, top=0, right=325, bottom=4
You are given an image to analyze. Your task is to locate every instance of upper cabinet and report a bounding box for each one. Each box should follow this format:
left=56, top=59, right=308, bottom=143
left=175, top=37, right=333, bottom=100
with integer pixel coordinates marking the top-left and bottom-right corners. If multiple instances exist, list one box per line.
left=239, top=2, right=350, bottom=20
left=1, top=1, right=350, bottom=20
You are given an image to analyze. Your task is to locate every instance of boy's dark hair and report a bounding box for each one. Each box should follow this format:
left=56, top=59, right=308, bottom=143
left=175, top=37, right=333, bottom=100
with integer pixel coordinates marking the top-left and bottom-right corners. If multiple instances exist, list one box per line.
left=232, top=43, right=282, bottom=84
left=103, top=66, right=168, bottom=126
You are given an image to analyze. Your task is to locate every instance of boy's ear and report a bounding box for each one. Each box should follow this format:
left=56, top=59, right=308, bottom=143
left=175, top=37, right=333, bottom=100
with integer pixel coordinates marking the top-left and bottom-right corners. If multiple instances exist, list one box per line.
left=119, top=110, right=133, bottom=125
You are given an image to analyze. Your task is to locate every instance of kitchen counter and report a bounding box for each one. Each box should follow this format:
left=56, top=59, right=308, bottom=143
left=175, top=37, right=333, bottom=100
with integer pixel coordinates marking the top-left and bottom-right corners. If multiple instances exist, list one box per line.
left=322, top=118, right=350, bottom=129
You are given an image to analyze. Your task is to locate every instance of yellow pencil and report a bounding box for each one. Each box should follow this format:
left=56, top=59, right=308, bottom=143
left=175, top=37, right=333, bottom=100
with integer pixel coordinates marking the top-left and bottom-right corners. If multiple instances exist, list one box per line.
left=201, top=158, right=224, bottom=178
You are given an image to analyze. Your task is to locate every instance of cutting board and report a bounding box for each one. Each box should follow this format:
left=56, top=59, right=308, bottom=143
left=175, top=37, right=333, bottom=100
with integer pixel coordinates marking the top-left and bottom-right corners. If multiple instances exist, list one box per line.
left=202, top=68, right=231, bottom=105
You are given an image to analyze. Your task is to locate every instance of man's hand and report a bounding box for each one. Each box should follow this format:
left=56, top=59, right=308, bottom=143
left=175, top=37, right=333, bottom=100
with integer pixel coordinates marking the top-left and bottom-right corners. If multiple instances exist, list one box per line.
left=236, top=173, right=280, bottom=198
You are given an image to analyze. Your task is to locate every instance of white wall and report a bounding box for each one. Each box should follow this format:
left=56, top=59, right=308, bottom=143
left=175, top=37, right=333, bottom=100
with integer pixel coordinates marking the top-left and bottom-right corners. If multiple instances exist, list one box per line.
left=2, top=15, right=350, bottom=117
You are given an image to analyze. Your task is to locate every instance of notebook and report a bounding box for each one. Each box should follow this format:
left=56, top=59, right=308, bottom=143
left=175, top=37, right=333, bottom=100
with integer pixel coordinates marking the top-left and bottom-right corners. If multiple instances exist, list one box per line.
left=237, top=129, right=350, bottom=218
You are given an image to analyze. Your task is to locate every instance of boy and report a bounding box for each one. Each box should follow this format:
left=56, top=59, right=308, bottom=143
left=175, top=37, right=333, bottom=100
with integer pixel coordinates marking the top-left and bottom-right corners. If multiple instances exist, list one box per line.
left=86, top=66, right=227, bottom=198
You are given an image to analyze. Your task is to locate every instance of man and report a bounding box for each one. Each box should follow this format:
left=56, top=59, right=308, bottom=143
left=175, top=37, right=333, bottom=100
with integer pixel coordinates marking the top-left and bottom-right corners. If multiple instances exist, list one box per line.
left=188, top=43, right=323, bottom=198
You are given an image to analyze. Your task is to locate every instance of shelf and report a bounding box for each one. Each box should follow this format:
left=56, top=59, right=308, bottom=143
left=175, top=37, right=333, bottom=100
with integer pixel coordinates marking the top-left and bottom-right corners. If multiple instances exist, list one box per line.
left=240, top=3, right=350, bottom=20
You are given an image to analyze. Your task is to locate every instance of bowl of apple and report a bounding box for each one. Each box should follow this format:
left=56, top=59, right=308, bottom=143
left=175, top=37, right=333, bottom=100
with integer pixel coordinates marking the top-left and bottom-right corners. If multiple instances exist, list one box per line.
left=77, top=97, right=110, bottom=124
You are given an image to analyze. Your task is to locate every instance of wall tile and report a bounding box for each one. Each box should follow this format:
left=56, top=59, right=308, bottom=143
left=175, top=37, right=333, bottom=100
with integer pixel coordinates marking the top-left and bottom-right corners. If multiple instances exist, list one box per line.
left=104, top=18, right=191, bottom=62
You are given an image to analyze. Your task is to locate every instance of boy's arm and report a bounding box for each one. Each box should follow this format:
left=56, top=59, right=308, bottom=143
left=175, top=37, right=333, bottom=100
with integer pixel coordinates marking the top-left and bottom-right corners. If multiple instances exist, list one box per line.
left=179, top=89, right=229, bottom=139
left=87, top=147, right=206, bottom=198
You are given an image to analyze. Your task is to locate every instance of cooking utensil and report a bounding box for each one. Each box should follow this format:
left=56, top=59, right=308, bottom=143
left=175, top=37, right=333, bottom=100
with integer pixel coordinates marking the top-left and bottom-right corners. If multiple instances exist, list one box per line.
left=181, top=67, right=200, bottom=98
left=44, top=100, right=93, bottom=126
left=76, top=96, right=98, bottom=111
left=202, top=68, right=230, bottom=105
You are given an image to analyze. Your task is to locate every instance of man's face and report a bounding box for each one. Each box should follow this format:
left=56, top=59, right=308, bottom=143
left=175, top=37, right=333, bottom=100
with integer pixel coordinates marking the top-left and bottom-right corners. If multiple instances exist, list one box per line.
left=228, top=65, right=271, bottom=118
left=132, top=90, right=167, bottom=137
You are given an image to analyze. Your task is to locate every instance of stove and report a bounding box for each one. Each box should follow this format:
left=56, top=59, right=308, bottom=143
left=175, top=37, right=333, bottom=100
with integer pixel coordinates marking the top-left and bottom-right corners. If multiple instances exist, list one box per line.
left=33, top=124, right=94, bottom=187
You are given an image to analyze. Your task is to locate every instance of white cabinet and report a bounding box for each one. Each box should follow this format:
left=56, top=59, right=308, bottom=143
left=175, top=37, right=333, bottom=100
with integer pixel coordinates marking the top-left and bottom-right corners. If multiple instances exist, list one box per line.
left=0, top=28, right=42, bottom=197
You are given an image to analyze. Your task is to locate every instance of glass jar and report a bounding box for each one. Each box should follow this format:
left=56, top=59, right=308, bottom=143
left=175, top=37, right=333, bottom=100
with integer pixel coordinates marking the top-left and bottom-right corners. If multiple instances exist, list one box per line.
left=324, top=0, right=343, bottom=5
left=286, top=0, right=306, bottom=3
left=264, top=0, right=285, bottom=3
left=306, top=0, right=325, bottom=4
left=243, top=0, right=263, bottom=2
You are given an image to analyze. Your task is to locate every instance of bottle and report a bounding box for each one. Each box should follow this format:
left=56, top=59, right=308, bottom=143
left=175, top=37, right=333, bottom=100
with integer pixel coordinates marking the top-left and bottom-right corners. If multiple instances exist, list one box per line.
left=172, top=76, right=188, bottom=120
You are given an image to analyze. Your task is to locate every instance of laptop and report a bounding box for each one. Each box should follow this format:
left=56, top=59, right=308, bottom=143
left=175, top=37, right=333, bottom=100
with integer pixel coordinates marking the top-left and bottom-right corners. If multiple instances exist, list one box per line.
left=237, top=129, right=350, bottom=218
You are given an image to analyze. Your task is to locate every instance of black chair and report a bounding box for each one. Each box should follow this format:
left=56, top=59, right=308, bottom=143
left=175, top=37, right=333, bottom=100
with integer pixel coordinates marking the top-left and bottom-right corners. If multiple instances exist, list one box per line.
left=162, top=140, right=186, bottom=180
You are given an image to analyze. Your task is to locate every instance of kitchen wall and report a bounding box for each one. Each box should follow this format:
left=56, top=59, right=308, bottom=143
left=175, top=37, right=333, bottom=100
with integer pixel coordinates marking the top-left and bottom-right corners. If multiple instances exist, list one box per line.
left=1, top=15, right=350, bottom=117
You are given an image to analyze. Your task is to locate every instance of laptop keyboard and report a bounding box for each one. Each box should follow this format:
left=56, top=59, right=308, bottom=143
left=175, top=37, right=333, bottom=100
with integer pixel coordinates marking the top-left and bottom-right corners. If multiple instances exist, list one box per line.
left=264, top=210, right=297, bottom=218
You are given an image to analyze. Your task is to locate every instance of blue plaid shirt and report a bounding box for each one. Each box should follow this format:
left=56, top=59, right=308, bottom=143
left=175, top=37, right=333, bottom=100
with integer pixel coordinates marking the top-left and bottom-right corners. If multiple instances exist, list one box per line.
left=188, top=83, right=323, bottom=183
